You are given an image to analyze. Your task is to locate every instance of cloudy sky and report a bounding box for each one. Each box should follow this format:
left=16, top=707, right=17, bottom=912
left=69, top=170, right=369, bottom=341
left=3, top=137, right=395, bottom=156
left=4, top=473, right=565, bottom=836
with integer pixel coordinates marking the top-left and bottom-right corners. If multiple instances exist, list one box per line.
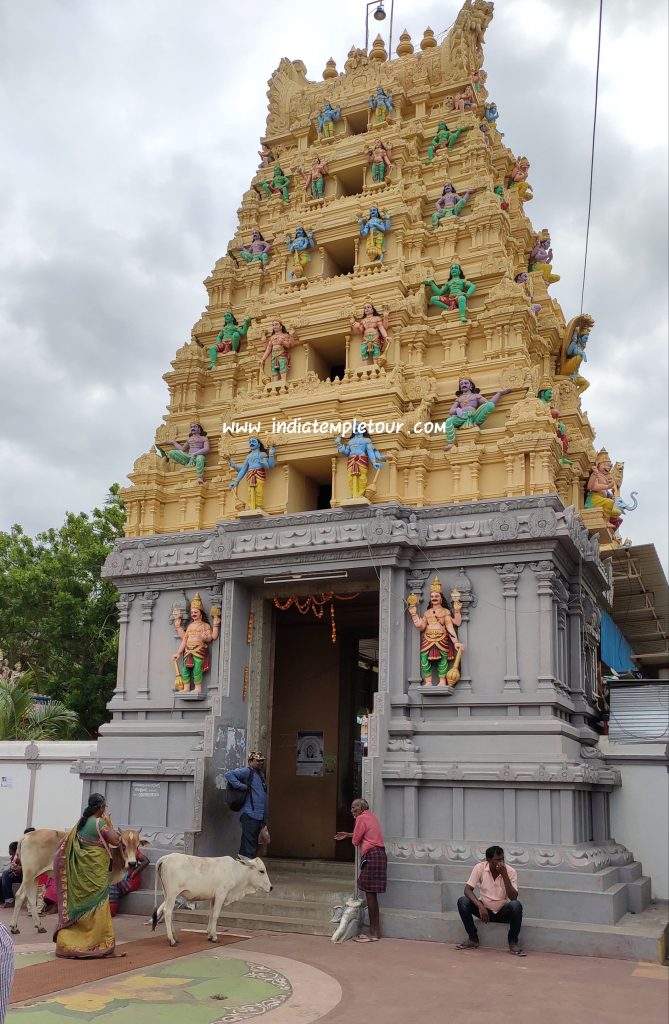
left=1, top=0, right=667, bottom=567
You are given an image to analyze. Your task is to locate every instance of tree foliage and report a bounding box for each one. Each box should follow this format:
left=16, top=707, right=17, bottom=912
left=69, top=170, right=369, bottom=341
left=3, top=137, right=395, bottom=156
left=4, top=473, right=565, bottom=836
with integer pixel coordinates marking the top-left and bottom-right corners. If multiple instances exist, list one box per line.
left=0, top=662, right=79, bottom=740
left=0, top=487, right=125, bottom=737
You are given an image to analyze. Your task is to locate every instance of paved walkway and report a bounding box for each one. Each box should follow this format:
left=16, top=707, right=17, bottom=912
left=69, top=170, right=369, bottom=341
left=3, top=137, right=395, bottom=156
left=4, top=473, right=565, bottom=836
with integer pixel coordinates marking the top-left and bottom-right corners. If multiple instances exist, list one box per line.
left=3, top=908, right=668, bottom=1024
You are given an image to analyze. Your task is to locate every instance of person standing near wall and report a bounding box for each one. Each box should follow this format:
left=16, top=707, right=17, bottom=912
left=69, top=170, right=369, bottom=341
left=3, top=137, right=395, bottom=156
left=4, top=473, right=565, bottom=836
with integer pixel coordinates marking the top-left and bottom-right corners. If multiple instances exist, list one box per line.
left=335, top=798, right=387, bottom=942
left=224, top=752, right=269, bottom=858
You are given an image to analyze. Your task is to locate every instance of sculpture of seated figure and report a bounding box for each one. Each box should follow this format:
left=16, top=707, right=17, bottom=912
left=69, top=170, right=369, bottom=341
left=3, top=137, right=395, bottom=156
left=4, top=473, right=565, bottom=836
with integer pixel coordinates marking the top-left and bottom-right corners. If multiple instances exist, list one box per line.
left=369, top=86, right=393, bottom=125
left=350, top=303, right=390, bottom=366
left=508, top=156, right=533, bottom=201
left=173, top=592, right=220, bottom=694
left=406, top=576, right=464, bottom=690
left=366, top=139, right=393, bottom=183
left=426, top=121, right=470, bottom=164
left=559, top=313, right=594, bottom=392
left=229, top=436, right=277, bottom=512
left=303, top=154, right=328, bottom=199
left=258, top=141, right=274, bottom=168
left=285, top=226, right=315, bottom=279
left=316, top=101, right=341, bottom=140
left=155, top=423, right=209, bottom=484
left=259, top=321, right=297, bottom=382
left=202, top=311, right=251, bottom=369
left=585, top=451, right=625, bottom=530
left=432, top=182, right=475, bottom=228
left=443, top=378, right=511, bottom=450
left=260, top=165, right=291, bottom=203
left=453, top=85, right=476, bottom=112
left=529, top=228, right=560, bottom=283
left=423, top=262, right=476, bottom=323
left=237, top=230, right=272, bottom=271
left=514, top=272, right=541, bottom=315
left=335, top=423, right=385, bottom=500
left=358, top=207, right=391, bottom=263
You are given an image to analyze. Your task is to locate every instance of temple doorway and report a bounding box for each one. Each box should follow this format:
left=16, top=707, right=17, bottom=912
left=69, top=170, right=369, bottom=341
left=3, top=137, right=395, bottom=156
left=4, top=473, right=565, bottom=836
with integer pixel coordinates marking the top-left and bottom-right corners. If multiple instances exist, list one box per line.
left=267, top=591, right=379, bottom=860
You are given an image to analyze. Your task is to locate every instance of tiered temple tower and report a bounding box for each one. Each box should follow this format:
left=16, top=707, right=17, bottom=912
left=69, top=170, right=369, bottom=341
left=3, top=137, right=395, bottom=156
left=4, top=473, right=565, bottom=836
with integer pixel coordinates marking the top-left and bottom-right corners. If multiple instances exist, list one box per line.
left=90, top=1, right=658, bottom=956
left=120, top=4, right=615, bottom=543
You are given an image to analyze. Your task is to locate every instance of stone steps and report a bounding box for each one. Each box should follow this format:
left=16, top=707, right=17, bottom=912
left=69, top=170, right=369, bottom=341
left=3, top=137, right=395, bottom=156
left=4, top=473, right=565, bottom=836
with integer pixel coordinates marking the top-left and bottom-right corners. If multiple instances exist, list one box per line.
left=381, top=903, right=669, bottom=963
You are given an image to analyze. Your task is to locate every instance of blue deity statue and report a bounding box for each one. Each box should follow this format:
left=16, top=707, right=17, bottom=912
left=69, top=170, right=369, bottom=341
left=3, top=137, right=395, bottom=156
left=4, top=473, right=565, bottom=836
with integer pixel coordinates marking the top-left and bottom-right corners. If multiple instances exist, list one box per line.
left=369, top=87, right=393, bottom=125
left=358, top=207, right=392, bottom=263
left=285, top=226, right=316, bottom=280
left=316, top=102, right=341, bottom=140
left=335, top=424, right=385, bottom=500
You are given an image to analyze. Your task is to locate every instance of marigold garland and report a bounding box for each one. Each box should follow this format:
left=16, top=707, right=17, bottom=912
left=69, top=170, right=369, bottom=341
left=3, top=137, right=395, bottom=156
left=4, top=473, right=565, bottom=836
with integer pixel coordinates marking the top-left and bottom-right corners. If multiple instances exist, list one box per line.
left=272, top=592, right=360, bottom=644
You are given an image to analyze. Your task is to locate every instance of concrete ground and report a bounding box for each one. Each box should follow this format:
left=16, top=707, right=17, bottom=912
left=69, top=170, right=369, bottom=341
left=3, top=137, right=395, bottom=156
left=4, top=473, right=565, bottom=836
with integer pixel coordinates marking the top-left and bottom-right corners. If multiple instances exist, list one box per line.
left=3, top=907, right=668, bottom=1024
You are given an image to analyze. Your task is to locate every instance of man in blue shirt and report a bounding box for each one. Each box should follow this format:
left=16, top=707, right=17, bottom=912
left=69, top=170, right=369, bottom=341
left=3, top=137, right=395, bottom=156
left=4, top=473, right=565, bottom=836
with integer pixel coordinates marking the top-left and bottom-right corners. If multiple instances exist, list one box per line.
left=224, top=751, right=268, bottom=858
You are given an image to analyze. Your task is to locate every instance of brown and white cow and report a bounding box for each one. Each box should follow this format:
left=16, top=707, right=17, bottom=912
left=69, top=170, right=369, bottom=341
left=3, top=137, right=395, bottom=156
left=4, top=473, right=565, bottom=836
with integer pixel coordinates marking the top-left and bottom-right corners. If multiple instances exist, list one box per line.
left=9, top=826, right=149, bottom=934
left=152, top=853, right=273, bottom=945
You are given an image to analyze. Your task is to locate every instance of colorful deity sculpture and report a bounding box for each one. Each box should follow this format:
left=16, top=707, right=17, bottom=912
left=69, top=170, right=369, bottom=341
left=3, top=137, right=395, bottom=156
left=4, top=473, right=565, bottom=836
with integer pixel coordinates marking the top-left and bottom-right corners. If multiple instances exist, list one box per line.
left=406, top=576, right=464, bottom=690
left=335, top=424, right=385, bottom=500
left=508, top=156, right=533, bottom=202
left=316, top=101, right=341, bottom=140
left=258, top=142, right=274, bottom=168
left=479, top=121, right=491, bottom=148
left=366, top=139, right=393, bottom=183
left=483, top=101, right=499, bottom=126
left=285, top=226, right=316, bottom=279
left=369, top=86, right=393, bottom=125
left=229, top=436, right=277, bottom=511
left=585, top=450, right=626, bottom=531
left=350, top=303, right=390, bottom=366
left=559, top=314, right=595, bottom=392
left=529, top=229, right=560, bottom=283
left=538, top=381, right=572, bottom=464
left=426, top=122, right=470, bottom=164
left=443, top=378, right=511, bottom=450
left=203, top=311, right=251, bottom=368
left=470, top=67, right=485, bottom=94
left=260, top=165, right=291, bottom=203
left=514, top=272, right=541, bottom=315
left=493, top=184, right=509, bottom=211
left=238, top=230, right=272, bottom=270
left=432, top=182, right=476, bottom=227
left=259, top=321, right=297, bottom=382
left=453, top=85, right=476, bottom=112
left=173, top=592, right=220, bottom=694
left=423, top=262, right=476, bottom=323
left=303, top=154, right=328, bottom=199
left=358, top=207, right=391, bottom=263
left=156, top=423, right=209, bottom=485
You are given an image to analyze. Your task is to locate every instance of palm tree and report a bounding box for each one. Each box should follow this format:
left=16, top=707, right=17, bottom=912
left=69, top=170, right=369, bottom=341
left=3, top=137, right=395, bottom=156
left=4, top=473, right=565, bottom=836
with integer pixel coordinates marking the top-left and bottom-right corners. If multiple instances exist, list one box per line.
left=0, top=661, right=79, bottom=740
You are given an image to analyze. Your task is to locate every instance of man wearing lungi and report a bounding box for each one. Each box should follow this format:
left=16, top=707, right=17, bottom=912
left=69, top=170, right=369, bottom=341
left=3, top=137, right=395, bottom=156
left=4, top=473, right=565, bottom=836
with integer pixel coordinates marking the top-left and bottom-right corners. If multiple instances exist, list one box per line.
left=335, top=798, right=386, bottom=942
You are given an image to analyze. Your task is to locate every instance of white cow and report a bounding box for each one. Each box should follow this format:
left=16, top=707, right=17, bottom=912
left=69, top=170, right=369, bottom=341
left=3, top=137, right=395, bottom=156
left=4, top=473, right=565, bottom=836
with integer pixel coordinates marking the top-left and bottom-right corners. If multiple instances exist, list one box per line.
left=152, top=853, right=273, bottom=946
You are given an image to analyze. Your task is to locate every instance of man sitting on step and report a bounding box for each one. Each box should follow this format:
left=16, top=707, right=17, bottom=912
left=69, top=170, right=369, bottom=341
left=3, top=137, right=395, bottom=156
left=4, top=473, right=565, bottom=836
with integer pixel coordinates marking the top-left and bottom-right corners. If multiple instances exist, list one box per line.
left=456, top=844, right=526, bottom=956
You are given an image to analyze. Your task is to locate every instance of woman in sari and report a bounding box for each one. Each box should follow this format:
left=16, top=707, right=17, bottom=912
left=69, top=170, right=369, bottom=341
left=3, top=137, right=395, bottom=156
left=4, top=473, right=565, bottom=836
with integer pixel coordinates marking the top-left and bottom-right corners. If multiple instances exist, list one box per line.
left=53, top=793, right=124, bottom=959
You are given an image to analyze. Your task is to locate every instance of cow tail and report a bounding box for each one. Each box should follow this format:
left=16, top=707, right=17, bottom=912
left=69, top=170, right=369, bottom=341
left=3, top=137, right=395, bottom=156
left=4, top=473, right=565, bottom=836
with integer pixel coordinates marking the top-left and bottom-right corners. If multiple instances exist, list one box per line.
left=152, top=857, right=164, bottom=931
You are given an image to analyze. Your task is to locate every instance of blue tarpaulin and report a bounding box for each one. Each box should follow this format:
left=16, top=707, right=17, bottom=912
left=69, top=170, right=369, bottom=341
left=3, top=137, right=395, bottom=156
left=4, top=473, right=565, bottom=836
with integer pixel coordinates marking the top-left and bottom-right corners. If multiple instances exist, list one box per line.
left=600, top=610, right=636, bottom=674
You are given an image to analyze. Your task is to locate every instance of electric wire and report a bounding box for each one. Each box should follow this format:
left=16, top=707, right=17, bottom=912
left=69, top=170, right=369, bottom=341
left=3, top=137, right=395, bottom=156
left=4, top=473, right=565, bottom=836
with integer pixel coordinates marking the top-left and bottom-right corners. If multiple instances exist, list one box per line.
left=580, top=0, right=604, bottom=314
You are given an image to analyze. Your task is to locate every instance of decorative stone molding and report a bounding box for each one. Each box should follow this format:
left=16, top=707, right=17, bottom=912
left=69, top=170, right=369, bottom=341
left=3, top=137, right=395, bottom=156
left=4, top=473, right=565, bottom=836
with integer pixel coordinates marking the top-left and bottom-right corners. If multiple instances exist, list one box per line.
left=134, top=829, right=185, bottom=850
left=388, top=841, right=634, bottom=870
left=71, top=758, right=196, bottom=776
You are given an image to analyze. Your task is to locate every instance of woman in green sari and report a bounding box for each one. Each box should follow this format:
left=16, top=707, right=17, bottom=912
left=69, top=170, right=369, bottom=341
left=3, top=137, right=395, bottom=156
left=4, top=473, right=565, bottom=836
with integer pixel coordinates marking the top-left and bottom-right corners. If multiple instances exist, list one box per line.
left=54, top=793, right=123, bottom=959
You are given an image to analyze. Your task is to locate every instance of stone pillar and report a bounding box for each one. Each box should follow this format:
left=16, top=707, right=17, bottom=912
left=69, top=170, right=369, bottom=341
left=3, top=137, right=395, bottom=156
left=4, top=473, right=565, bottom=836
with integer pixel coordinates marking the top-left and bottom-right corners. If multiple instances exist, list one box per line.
left=113, top=593, right=136, bottom=700
left=137, top=591, right=159, bottom=699
left=530, top=561, right=556, bottom=692
left=495, top=563, right=523, bottom=692
left=405, top=569, right=429, bottom=687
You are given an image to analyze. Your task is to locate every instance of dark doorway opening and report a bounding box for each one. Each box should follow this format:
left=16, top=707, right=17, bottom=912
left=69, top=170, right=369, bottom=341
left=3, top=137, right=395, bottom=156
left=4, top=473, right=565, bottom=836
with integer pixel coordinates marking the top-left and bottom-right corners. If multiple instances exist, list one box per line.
left=268, top=591, right=379, bottom=860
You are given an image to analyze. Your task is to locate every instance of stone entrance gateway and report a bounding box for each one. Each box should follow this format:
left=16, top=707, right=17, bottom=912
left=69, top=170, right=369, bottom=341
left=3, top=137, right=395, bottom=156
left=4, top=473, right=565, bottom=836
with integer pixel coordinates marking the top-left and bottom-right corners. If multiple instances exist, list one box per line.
left=74, top=497, right=658, bottom=954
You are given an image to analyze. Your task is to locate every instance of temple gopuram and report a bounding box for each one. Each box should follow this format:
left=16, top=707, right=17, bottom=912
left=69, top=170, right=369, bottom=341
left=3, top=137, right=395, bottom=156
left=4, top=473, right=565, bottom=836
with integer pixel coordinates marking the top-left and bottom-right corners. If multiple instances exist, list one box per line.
left=88, top=1, right=660, bottom=957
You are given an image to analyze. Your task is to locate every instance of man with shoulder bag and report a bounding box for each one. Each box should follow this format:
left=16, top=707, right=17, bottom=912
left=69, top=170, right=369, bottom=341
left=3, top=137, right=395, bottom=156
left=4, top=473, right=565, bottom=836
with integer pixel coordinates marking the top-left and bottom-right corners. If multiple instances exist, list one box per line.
left=224, top=751, right=270, bottom=858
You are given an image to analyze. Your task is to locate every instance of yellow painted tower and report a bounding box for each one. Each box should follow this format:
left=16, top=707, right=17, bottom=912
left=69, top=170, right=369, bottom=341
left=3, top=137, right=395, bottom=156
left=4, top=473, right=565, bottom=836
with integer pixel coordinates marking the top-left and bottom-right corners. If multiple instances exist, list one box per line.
left=121, top=1, right=615, bottom=543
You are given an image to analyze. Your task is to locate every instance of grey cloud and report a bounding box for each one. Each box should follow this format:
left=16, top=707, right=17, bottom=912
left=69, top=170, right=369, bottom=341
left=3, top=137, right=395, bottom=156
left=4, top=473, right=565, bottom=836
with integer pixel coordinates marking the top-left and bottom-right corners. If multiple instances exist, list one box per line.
left=0, top=0, right=666, bottom=569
